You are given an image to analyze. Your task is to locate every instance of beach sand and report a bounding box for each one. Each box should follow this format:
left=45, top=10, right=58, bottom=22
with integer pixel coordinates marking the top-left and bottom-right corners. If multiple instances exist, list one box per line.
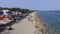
left=1, top=12, right=48, bottom=34
left=28, top=12, right=49, bottom=34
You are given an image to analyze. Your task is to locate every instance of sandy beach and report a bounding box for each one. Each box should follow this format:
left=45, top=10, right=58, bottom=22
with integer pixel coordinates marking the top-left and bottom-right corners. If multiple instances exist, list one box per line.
left=1, top=12, right=48, bottom=34
left=29, top=12, right=49, bottom=34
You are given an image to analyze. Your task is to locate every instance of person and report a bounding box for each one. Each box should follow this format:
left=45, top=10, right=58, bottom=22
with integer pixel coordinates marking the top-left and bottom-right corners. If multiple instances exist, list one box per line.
left=7, top=18, right=15, bottom=30
left=18, top=12, right=24, bottom=19
left=7, top=14, right=16, bottom=30
left=14, top=14, right=20, bottom=22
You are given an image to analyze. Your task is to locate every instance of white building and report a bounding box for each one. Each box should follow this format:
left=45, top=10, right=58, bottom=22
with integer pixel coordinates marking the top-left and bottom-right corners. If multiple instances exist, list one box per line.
left=2, top=10, right=10, bottom=15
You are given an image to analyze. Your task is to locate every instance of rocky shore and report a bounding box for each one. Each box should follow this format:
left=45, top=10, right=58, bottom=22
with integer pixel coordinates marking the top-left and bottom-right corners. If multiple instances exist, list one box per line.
left=28, top=12, right=49, bottom=34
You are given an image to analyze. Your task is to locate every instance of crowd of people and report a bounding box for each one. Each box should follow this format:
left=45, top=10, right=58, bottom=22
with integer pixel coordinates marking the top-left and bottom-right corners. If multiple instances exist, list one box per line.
left=0, top=11, right=26, bottom=31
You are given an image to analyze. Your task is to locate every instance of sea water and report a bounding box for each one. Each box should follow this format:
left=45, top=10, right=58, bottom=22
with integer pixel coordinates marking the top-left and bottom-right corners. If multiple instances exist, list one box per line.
left=37, top=11, right=60, bottom=34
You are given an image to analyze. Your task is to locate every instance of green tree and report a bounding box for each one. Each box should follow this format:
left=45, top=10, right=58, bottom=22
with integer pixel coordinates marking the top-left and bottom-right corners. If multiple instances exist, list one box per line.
left=9, top=8, right=21, bottom=11
left=21, top=9, right=31, bottom=14
left=2, top=7, right=9, bottom=10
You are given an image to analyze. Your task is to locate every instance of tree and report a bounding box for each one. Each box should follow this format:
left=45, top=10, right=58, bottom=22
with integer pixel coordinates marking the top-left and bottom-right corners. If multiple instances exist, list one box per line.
left=2, top=7, right=9, bottom=10
left=0, top=7, right=34, bottom=14
left=21, top=9, right=31, bottom=14
left=9, top=8, right=21, bottom=11
left=0, top=7, right=2, bottom=10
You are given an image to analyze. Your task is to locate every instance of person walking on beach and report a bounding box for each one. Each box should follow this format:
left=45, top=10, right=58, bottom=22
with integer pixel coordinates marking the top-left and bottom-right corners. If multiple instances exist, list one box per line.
left=7, top=13, right=16, bottom=30
left=7, top=18, right=15, bottom=30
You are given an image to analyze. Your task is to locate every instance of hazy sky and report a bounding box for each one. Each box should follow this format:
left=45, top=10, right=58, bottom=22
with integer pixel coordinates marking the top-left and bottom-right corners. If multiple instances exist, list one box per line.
left=0, top=0, right=60, bottom=10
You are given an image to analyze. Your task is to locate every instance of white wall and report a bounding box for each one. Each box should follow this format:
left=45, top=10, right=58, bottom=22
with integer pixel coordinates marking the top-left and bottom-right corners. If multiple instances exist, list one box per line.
left=2, top=10, right=9, bottom=15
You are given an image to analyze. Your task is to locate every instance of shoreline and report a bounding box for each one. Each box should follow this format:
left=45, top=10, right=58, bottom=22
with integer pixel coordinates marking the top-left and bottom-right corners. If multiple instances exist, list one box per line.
left=1, top=12, right=49, bottom=34
left=28, top=12, right=49, bottom=34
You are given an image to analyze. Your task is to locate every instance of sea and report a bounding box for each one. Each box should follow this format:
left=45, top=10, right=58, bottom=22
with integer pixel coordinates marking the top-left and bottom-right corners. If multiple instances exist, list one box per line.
left=37, top=11, right=60, bottom=34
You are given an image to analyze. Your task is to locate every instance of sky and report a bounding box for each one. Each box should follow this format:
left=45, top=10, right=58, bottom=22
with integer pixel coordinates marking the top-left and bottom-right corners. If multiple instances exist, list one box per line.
left=0, top=0, right=60, bottom=10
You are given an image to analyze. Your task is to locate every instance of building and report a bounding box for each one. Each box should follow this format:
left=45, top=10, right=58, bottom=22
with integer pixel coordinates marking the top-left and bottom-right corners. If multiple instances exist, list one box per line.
left=2, top=10, right=9, bottom=15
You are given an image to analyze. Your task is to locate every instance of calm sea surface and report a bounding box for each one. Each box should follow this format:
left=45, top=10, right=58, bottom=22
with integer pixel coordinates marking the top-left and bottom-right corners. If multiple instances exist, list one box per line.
left=37, top=11, right=60, bottom=34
